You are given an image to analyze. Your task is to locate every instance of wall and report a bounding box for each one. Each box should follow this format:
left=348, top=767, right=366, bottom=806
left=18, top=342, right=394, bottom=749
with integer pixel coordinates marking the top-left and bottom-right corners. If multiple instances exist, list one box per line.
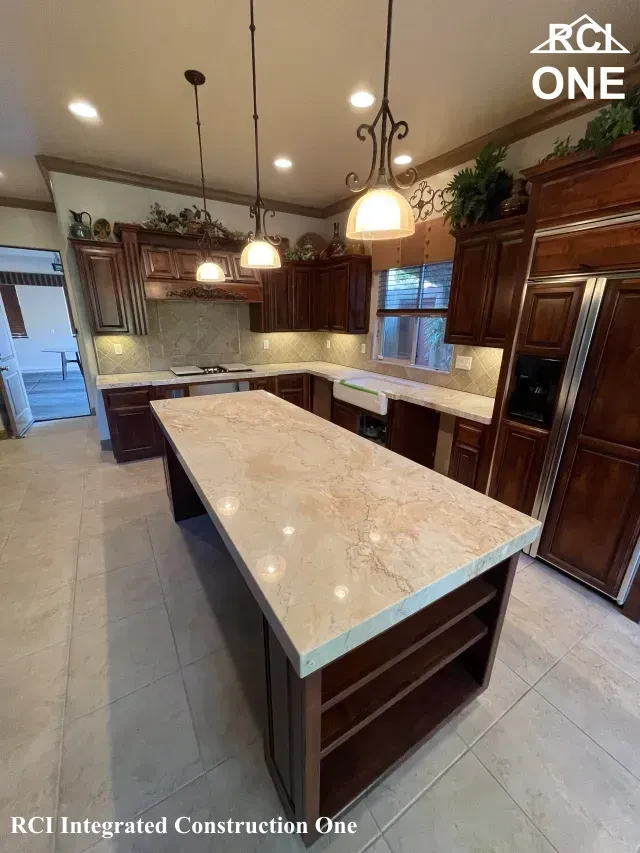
left=12, top=285, right=76, bottom=372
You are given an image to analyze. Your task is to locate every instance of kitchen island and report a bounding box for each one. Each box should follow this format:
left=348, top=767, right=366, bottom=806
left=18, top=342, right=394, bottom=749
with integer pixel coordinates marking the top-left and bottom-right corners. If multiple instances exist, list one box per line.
left=152, top=391, right=539, bottom=843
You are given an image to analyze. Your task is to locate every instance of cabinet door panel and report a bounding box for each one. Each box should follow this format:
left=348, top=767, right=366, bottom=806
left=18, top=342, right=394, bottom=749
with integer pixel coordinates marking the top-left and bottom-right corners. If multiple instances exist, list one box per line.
left=249, top=376, right=277, bottom=394
left=103, top=387, right=159, bottom=463
left=445, top=236, right=492, bottom=344
left=388, top=400, right=440, bottom=469
left=313, top=269, right=332, bottom=331
left=271, top=268, right=293, bottom=331
left=141, top=247, right=176, bottom=280
left=346, top=257, right=371, bottom=334
left=481, top=231, right=523, bottom=347
left=173, top=250, right=201, bottom=280
left=331, top=399, right=359, bottom=433
left=330, top=263, right=349, bottom=332
left=276, top=374, right=309, bottom=409
left=539, top=278, right=640, bottom=595
left=490, top=420, right=547, bottom=514
left=517, top=283, right=582, bottom=357
left=532, top=222, right=640, bottom=276
left=75, top=245, right=130, bottom=334
left=311, top=375, right=333, bottom=420
left=448, top=418, right=486, bottom=489
left=292, top=267, right=312, bottom=331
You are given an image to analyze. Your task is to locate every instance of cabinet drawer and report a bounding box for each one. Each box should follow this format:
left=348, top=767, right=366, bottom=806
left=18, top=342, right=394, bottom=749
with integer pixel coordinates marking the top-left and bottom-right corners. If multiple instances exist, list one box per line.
left=455, top=419, right=485, bottom=450
left=103, top=388, right=153, bottom=410
left=531, top=221, right=640, bottom=277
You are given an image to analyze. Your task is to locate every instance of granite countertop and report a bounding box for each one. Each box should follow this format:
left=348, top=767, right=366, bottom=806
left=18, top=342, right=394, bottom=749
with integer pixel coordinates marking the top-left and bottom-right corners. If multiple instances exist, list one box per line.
left=152, top=392, right=539, bottom=675
left=97, top=361, right=496, bottom=424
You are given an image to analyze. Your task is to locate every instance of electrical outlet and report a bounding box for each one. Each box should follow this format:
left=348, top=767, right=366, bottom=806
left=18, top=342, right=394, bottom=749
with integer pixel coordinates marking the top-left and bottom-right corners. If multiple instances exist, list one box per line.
left=455, top=355, right=472, bottom=370
left=326, top=339, right=331, bottom=349
left=263, top=339, right=269, bottom=350
left=113, top=343, right=123, bottom=356
left=361, top=343, right=366, bottom=354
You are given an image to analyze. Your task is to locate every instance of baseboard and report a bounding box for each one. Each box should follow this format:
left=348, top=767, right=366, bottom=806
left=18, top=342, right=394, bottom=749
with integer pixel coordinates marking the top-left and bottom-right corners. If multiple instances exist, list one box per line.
left=100, top=439, right=112, bottom=451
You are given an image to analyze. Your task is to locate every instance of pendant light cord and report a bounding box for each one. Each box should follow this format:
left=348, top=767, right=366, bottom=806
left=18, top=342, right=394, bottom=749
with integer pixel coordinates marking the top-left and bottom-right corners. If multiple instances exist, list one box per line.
left=379, top=0, right=393, bottom=175
left=249, top=0, right=263, bottom=236
left=191, top=82, right=208, bottom=221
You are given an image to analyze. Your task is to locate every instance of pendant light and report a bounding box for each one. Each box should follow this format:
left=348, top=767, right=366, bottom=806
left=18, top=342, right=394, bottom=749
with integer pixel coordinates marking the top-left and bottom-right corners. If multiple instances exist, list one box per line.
left=345, top=0, right=416, bottom=241
left=184, top=69, right=226, bottom=282
left=240, top=0, right=281, bottom=270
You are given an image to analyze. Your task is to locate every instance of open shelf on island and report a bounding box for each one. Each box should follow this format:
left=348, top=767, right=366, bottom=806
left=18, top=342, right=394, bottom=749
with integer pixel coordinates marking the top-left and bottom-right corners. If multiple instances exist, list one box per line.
left=319, top=657, right=483, bottom=818
left=320, top=613, right=488, bottom=757
left=321, top=576, right=497, bottom=712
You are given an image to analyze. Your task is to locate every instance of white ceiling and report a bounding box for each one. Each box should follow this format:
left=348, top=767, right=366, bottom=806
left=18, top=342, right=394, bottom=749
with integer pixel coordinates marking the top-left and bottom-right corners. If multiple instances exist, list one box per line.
left=0, top=0, right=638, bottom=209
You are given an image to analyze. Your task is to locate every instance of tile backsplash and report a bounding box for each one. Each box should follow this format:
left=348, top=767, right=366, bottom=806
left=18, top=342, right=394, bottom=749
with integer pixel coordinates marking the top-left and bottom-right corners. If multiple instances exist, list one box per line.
left=94, top=302, right=502, bottom=398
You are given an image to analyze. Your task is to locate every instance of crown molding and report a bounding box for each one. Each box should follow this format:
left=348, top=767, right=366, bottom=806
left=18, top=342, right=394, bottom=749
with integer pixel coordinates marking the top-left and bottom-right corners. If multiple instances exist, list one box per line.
left=321, top=64, right=640, bottom=218
left=35, top=155, right=325, bottom=220
left=0, top=195, right=56, bottom=213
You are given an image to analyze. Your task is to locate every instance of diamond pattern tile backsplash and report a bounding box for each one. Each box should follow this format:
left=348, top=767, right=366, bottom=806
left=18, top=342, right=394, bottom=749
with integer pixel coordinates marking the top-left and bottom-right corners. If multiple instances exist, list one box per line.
left=95, top=302, right=502, bottom=397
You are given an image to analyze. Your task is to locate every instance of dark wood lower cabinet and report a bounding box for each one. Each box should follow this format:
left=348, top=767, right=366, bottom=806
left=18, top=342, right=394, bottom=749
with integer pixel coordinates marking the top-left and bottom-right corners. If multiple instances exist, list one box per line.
left=249, top=376, right=277, bottom=394
left=311, top=375, right=333, bottom=421
left=448, top=419, right=487, bottom=490
left=276, top=374, right=309, bottom=410
left=331, top=399, right=360, bottom=433
left=103, top=386, right=160, bottom=463
left=263, top=555, right=517, bottom=844
left=388, top=401, right=440, bottom=469
left=489, top=419, right=548, bottom=515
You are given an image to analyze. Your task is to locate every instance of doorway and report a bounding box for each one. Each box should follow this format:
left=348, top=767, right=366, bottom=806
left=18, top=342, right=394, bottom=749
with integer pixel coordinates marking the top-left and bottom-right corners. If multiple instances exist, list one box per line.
left=0, top=246, right=90, bottom=423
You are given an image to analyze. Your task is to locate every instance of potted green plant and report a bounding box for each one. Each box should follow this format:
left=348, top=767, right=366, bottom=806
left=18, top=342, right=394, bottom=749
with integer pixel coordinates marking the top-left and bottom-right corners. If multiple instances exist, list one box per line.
left=443, top=142, right=513, bottom=232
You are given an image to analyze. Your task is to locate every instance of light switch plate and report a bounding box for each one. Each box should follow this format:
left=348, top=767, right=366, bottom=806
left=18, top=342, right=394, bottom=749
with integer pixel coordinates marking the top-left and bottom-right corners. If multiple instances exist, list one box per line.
left=113, top=343, right=123, bottom=355
left=455, top=355, right=472, bottom=370
left=361, top=343, right=366, bottom=354
left=263, top=340, right=269, bottom=350
left=326, top=339, right=331, bottom=349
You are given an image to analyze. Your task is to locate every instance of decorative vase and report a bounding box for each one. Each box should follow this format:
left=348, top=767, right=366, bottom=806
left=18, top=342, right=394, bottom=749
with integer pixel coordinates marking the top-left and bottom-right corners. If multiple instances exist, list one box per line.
left=69, top=210, right=92, bottom=239
left=498, top=179, right=529, bottom=218
left=326, top=221, right=347, bottom=257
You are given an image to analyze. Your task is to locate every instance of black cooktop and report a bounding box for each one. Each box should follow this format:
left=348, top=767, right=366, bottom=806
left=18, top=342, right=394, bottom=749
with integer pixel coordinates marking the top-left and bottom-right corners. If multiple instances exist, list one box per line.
left=201, top=366, right=254, bottom=375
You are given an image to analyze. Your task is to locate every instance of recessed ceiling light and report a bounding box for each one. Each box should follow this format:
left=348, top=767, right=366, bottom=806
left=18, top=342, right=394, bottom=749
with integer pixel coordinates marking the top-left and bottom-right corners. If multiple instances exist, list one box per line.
left=394, top=154, right=412, bottom=165
left=350, top=90, right=375, bottom=108
left=68, top=100, right=98, bottom=120
left=274, top=157, right=293, bottom=169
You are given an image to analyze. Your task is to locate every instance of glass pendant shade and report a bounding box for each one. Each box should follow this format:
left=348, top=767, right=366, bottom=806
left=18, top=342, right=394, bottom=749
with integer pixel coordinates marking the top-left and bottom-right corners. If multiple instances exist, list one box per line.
left=196, top=260, right=226, bottom=282
left=346, top=186, right=415, bottom=241
left=240, top=239, right=281, bottom=269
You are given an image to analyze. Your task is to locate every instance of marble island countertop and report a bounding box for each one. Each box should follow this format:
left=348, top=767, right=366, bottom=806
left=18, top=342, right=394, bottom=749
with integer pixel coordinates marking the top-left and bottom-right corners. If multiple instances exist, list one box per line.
left=152, top=391, right=539, bottom=675
left=97, top=361, right=496, bottom=424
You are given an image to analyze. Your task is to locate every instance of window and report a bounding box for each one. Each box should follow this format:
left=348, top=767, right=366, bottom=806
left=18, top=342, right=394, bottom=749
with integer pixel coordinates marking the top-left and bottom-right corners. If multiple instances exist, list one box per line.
left=375, top=261, right=454, bottom=371
left=0, top=285, right=28, bottom=338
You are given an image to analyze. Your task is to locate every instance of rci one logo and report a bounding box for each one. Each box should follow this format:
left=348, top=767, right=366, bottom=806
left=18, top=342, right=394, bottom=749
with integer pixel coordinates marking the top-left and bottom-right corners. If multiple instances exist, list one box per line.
left=531, top=15, right=629, bottom=101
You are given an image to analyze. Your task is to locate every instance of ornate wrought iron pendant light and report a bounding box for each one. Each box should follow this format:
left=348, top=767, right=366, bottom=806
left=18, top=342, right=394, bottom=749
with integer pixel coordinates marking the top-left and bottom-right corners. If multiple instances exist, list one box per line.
left=184, top=69, right=226, bottom=282
left=240, top=0, right=281, bottom=270
left=345, top=0, right=416, bottom=241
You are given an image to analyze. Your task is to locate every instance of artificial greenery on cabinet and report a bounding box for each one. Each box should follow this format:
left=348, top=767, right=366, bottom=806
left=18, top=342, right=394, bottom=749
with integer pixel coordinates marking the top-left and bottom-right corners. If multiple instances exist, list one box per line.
left=443, top=142, right=513, bottom=232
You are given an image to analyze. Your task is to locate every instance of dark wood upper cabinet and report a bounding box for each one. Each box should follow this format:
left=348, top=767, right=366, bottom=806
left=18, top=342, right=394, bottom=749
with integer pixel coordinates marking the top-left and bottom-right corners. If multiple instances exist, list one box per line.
left=250, top=256, right=371, bottom=335
left=517, top=283, right=582, bottom=358
left=538, top=278, right=640, bottom=596
left=448, top=418, right=487, bottom=491
left=72, top=242, right=138, bottom=335
left=531, top=220, right=640, bottom=277
left=141, top=246, right=176, bottom=280
left=445, top=217, right=525, bottom=348
left=313, top=268, right=332, bottom=331
left=489, top=419, right=548, bottom=515
left=270, top=267, right=293, bottom=331
left=330, top=261, right=349, bottom=332
left=291, top=266, right=313, bottom=331
left=173, top=249, right=201, bottom=280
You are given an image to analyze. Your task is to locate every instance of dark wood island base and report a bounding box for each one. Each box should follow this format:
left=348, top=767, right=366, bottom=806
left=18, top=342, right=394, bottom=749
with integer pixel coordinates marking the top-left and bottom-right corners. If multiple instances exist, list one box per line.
left=162, top=434, right=518, bottom=846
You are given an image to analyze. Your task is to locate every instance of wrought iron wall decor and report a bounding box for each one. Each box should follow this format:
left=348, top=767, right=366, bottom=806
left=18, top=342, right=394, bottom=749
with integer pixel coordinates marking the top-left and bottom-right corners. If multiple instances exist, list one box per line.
left=345, top=0, right=417, bottom=196
left=409, top=181, right=452, bottom=222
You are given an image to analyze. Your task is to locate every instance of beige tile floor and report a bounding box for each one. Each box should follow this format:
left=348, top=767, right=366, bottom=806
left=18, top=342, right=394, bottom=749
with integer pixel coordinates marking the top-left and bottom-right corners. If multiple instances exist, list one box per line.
left=1, top=416, right=640, bottom=853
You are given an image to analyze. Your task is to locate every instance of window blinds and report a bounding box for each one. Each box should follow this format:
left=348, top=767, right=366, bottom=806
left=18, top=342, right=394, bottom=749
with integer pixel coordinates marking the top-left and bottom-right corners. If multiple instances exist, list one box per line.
left=378, top=261, right=453, bottom=313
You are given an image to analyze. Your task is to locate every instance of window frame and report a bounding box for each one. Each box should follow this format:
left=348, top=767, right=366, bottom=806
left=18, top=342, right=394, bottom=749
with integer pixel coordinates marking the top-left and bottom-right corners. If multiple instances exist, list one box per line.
left=373, top=263, right=453, bottom=371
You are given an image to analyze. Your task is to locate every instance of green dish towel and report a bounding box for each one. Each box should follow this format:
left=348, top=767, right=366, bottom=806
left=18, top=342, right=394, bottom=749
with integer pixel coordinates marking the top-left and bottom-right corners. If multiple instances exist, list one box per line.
left=339, top=380, right=379, bottom=396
